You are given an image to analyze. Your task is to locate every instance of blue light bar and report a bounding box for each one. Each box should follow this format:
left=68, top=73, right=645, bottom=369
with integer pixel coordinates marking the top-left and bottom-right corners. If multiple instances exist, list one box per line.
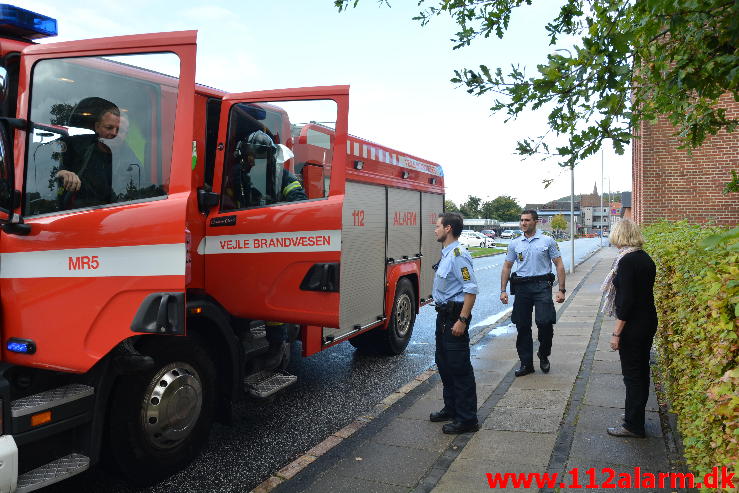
left=7, top=338, right=36, bottom=354
left=0, top=4, right=57, bottom=40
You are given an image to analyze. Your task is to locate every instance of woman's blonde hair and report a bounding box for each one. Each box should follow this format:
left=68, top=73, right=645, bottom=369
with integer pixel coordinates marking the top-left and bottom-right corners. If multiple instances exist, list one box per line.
left=609, top=219, right=644, bottom=248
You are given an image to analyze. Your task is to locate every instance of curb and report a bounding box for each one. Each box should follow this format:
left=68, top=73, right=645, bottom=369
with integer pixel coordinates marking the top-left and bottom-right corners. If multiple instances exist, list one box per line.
left=250, top=246, right=605, bottom=493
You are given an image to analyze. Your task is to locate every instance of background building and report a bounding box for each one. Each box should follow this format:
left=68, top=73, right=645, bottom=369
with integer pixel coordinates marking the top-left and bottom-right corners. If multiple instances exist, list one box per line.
left=524, top=200, right=581, bottom=232
left=632, top=92, right=739, bottom=226
left=462, top=218, right=500, bottom=232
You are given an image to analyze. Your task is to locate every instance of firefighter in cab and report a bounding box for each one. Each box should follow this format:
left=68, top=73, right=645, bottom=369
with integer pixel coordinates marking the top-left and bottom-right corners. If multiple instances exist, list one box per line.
left=232, top=129, right=307, bottom=371
left=232, top=129, right=306, bottom=207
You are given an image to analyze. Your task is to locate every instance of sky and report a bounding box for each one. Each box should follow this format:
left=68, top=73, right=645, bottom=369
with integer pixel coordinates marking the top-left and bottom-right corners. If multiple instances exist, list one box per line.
left=16, top=0, right=632, bottom=207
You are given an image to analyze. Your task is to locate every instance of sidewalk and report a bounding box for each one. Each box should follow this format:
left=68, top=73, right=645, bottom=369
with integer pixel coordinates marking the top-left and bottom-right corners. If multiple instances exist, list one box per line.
left=258, top=247, right=680, bottom=493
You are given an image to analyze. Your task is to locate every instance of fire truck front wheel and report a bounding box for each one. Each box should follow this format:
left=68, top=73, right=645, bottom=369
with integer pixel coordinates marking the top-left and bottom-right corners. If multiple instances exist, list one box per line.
left=108, top=337, right=217, bottom=486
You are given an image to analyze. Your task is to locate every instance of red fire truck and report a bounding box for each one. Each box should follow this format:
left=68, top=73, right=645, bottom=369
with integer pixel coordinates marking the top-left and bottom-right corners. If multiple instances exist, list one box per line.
left=0, top=5, right=445, bottom=491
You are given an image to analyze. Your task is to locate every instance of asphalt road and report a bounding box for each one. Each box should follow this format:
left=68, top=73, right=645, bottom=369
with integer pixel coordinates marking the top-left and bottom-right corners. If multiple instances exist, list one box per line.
left=50, top=238, right=605, bottom=493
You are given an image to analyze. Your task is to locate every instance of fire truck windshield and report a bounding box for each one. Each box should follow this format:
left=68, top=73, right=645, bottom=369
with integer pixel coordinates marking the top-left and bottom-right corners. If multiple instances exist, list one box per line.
left=24, top=52, right=180, bottom=216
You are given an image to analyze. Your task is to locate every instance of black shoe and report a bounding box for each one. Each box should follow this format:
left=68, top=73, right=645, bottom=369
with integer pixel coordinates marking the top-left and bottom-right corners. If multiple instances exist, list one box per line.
left=429, top=409, right=455, bottom=422
left=112, top=340, right=154, bottom=374
left=607, top=425, right=645, bottom=438
left=537, top=352, right=550, bottom=373
left=442, top=420, right=480, bottom=434
left=514, top=365, right=535, bottom=377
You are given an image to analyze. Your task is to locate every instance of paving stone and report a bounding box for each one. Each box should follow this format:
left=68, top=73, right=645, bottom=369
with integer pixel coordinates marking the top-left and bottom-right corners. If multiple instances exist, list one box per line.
left=306, top=435, right=343, bottom=457
left=554, top=330, right=592, bottom=338
left=302, top=473, right=409, bottom=493
left=476, top=384, right=496, bottom=407
left=401, top=396, right=445, bottom=421
left=457, top=430, right=555, bottom=467
left=575, top=405, right=663, bottom=437
left=471, top=356, right=517, bottom=374
left=483, top=406, right=564, bottom=433
left=554, top=322, right=593, bottom=328
left=474, top=345, right=520, bottom=360
left=434, top=459, right=543, bottom=492
left=582, top=373, right=657, bottom=412
left=591, top=359, right=621, bottom=374
left=509, top=373, right=576, bottom=391
left=497, top=388, right=569, bottom=411
left=569, top=428, right=669, bottom=471
left=334, top=420, right=366, bottom=439
left=277, top=455, right=317, bottom=480
left=593, top=349, right=621, bottom=362
left=252, top=476, right=283, bottom=493
left=583, top=373, right=625, bottom=408
left=373, top=417, right=454, bottom=452
left=331, top=441, right=439, bottom=487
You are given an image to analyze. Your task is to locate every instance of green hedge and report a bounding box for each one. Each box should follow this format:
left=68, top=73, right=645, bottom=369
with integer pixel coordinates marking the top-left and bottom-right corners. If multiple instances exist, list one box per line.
left=643, top=221, right=738, bottom=484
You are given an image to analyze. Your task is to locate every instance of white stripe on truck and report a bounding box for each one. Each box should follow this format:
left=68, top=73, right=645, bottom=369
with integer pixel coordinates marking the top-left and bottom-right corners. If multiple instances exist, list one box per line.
left=0, top=243, right=185, bottom=278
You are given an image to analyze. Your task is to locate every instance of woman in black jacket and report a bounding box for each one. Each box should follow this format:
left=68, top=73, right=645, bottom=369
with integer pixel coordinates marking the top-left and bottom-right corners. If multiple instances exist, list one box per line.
left=601, top=220, right=658, bottom=438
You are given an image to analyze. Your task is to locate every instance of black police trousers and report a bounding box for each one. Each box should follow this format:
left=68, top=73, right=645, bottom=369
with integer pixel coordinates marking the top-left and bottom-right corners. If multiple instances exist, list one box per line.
left=619, top=326, right=655, bottom=435
left=511, top=280, right=557, bottom=368
left=435, top=311, right=477, bottom=424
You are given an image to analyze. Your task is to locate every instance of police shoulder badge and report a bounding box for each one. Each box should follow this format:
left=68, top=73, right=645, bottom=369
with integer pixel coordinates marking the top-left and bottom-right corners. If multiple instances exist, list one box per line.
left=453, top=247, right=460, bottom=256
left=461, top=266, right=471, bottom=281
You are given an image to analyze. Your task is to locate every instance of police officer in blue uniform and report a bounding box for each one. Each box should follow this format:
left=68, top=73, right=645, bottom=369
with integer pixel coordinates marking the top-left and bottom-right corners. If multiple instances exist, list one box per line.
left=500, top=210, right=566, bottom=377
left=429, top=212, right=480, bottom=434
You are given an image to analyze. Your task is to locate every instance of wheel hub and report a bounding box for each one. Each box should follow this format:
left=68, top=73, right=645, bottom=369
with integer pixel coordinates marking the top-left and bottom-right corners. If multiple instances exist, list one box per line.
left=395, top=293, right=412, bottom=337
left=141, top=363, right=203, bottom=450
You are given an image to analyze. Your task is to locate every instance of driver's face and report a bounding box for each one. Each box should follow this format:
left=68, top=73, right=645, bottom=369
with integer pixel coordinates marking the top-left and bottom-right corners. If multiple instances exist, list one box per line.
left=94, top=111, right=120, bottom=139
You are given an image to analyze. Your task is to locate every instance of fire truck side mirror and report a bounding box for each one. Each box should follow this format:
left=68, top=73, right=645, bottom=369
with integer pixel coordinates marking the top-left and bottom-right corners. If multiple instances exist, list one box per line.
left=198, top=187, right=220, bottom=213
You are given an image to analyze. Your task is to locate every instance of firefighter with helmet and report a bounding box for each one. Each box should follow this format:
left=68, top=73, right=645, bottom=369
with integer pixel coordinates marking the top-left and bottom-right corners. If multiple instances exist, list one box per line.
left=233, top=129, right=306, bottom=206
left=234, top=129, right=307, bottom=371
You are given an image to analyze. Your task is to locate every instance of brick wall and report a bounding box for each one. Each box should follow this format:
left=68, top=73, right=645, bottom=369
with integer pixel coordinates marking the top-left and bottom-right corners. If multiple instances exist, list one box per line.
left=632, top=92, right=739, bottom=226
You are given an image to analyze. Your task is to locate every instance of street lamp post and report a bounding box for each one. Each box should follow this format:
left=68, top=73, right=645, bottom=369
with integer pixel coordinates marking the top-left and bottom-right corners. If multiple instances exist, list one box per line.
left=570, top=163, right=575, bottom=274
left=600, top=149, right=604, bottom=247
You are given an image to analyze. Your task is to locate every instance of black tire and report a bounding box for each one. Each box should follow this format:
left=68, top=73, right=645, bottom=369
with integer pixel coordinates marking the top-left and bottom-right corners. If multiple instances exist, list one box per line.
left=108, top=337, right=217, bottom=487
left=376, top=278, right=416, bottom=355
left=348, top=330, right=378, bottom=350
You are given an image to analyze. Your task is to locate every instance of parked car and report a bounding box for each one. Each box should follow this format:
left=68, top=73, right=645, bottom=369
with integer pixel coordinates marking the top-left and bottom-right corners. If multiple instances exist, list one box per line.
left=480, top=229, right=496, bottom=239
left=459, top=231, right=495, bottom=248
left=467, top=231, right=495, bottom=247
left=458, top=232, right=484, bottom=248
left=500, top=229, right=515, bottom=239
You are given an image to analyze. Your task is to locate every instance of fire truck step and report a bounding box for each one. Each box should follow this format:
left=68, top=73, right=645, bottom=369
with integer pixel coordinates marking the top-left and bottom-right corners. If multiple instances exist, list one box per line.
left=244, top=370, right=297, bottom=398
left=11, top=384, right=94, bottom=417
left=17, top=453, right=90, bottom=492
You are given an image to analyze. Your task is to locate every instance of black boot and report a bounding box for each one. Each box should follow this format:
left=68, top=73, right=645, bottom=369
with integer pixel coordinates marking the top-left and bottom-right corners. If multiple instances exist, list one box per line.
left=255, top=341, right=289, bottom=372
left=112, top=339, right=154, bottom=374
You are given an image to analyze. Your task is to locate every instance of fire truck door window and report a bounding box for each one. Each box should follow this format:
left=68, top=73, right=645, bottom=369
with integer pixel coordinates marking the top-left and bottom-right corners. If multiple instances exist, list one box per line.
left=24, top=53, right=180, bottom=216
left=220, top=99, right=336, bottom=210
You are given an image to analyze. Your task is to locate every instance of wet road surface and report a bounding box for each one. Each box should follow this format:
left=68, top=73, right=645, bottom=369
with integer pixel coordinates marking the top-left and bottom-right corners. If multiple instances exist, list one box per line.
left=49, top=238, right=604, bottom=492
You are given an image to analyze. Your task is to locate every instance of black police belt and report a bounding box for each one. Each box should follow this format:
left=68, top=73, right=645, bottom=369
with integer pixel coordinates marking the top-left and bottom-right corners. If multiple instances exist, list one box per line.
left=435, top=300, right=464, bottom=317
left=509, top=272, right=555, bottom=295
left=510, top=272, right=555, bottom=285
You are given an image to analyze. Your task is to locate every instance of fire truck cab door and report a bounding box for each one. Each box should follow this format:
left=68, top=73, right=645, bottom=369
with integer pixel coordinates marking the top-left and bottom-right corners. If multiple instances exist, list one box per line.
left=205, top=87, right=348, bottom=329
left=0, top=32, right=197, bottom=372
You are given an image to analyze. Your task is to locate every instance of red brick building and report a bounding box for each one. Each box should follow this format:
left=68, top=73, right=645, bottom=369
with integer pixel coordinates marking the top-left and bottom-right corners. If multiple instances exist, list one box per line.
left=632, top=92, right=739, bottom=226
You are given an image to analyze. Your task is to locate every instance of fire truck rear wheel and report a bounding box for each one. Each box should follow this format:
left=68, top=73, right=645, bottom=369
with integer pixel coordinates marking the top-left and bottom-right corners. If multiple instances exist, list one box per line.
left=108, top=337, right=217, bottom=486
left=378, top=278, right=416, bottom=355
